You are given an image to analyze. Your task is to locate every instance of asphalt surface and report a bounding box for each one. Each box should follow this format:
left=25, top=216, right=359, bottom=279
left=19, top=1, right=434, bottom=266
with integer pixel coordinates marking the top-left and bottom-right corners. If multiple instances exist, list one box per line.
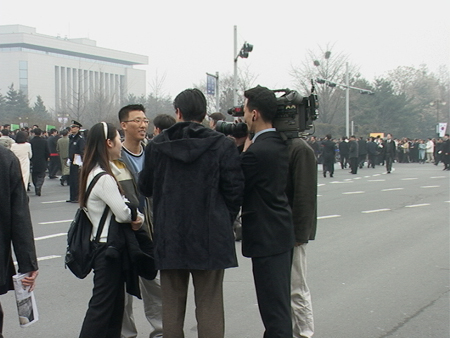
left=1, top=162, right=449, bottom=337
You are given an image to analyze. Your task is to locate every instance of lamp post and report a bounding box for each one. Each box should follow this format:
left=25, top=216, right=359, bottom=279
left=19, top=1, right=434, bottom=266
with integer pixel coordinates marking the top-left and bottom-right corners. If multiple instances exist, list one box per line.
left=233, top=25, right=253, bottom=106
left=430, top=99, right=447, bottom=137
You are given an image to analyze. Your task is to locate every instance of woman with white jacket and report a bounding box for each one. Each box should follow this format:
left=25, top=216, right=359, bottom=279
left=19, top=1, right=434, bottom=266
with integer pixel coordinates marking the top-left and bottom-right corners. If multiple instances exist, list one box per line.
left=11, top=131, right=32, bottom=189
left=78, top=122, right=143, bottom=338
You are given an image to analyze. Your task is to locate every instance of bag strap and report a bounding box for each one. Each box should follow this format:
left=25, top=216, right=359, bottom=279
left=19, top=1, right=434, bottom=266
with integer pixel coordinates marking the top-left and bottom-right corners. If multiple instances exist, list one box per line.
left=84, top=172, right=110, bottom=244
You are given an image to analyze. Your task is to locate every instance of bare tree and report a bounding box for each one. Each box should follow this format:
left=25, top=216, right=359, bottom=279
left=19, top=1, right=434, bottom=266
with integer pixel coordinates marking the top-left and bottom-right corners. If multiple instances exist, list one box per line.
left=290, top=44, right=359, bottom=125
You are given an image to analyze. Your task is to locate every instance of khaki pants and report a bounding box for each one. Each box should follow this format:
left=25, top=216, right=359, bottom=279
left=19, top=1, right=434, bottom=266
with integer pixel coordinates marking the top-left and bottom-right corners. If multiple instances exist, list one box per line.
left=160, top=269, right=224, bottom=338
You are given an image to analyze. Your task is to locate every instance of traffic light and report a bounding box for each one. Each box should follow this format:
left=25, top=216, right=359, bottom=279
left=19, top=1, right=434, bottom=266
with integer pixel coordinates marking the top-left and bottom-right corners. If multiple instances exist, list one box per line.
left=239, top=42, right=253, bottom=58
left=316, top=78, right=326, bottom=84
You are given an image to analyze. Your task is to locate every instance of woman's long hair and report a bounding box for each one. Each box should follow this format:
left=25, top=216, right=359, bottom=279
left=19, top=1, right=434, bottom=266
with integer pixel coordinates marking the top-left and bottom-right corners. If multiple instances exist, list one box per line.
left=79, top=122, right=121, bottom=207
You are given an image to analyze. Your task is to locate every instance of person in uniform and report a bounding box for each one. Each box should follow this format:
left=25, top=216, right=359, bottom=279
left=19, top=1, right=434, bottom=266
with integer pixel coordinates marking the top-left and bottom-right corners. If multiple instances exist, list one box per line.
left=67, top=120, right=85, bottom=203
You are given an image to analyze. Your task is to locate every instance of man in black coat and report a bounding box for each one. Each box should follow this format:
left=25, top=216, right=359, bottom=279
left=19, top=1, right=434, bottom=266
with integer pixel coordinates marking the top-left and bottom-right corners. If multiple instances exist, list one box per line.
left=348, top=135, right=359, bottom=174
left=139, top=89, right=244, bottom=338
left=366, top=137, right=378, bottom=168
left=47, top=128, right=60, bottom=179
left=67, top=120, right=85, bottom=203
left=383, top=133, right=396, bottom=173
left=442, top=134, right=450, bottom=170
left=321, top=134, right=335, bottom=177
left=358, top=137, right=367, bottom=169
left=0, top=146, right=38, bottom=336
left=241, top=85, right=295, bottom=338
left=29, top=128, right=49, bottom=196
left=339, top=137, right=350, bottom=169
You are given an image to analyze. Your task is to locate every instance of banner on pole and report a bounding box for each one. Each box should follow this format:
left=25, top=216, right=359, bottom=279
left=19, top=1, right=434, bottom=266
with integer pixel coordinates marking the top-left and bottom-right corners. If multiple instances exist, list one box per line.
left=438, top=123, right=447, bottom=137
left=206, top=74, right=216, bottom=95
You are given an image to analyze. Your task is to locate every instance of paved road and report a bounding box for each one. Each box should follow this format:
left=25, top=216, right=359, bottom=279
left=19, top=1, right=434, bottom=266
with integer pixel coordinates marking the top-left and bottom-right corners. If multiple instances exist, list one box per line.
left=1, top=162, right=449, bottom=337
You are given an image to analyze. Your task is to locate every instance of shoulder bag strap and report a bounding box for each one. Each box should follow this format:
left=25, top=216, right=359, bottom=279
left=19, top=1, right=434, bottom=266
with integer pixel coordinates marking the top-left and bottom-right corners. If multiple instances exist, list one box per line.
left=84, top=172, right=111, bottom=243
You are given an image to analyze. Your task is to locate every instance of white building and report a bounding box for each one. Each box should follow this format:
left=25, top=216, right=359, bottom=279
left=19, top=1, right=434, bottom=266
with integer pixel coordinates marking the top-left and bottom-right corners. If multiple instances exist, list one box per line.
left=0, top=24, right=148, bottom=116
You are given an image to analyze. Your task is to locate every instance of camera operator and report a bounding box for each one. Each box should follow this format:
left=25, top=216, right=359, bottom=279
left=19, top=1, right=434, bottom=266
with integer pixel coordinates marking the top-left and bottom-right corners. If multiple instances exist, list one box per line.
left=208, top=112, right=225, bottom=129
left=241, top=85, right=295, bottom=337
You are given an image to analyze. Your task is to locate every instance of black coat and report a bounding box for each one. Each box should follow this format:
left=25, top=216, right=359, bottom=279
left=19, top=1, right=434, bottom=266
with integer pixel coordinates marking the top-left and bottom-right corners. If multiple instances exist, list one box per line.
left=321, top=139, right=336, bottom=162
left=241, top=131, right=295, bottom=258
left=0, top=147, right=38, bottom=293
left=139, top=122, right=244, bottom=270
left=349, top=140, right=359, bottom=158
left=383, top=140, right=396, bottom=157
left=30, top=136, right=49, bottom=173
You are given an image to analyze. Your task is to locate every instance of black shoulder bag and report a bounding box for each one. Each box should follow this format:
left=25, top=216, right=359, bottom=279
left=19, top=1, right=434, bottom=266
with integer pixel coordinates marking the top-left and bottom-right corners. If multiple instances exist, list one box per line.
left=65, top=172, right=110, bottom=279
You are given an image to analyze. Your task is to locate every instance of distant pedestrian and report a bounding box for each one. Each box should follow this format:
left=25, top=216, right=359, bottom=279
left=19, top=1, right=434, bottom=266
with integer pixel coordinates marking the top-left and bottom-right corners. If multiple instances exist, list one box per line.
left=47, top=128, right=61, bottom=178
left=339, top=137, right=350, bottom=169
left=56, top=129, right=70, bottom=186
left=0, top=129, right=15, bottom=149
left=0, top=145, right=39, bottom=338
left=348, top=135, right=359, bottom=174
left=67, top=120, right=85, bottom=203
left=383, top=133, right=396, bottom=173
left=11, top=131, right=32, bottom=189
left=29, top=128, right=49, bottom=196
left=321, top=134, right=335, bottom=178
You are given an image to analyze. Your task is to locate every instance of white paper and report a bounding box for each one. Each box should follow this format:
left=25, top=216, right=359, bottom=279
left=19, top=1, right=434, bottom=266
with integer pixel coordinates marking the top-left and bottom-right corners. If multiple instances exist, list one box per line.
left=73, top=154, right=83, bottom=166
left=12, top=273, right=39, bottom=328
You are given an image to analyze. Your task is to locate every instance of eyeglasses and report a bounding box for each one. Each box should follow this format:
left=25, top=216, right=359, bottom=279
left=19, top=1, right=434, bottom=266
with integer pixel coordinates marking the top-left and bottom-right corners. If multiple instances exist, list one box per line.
left=123, top=118, right=150, bottom=124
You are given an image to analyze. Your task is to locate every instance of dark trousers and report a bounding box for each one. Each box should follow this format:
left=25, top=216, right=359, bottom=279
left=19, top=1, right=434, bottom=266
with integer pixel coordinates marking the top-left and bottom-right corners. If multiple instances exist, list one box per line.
left=48, top=155, right=60, bottom=177
left=32, top=171, right=45, bottom=192
left=386, top=155, right=394, bottom=172
left=252, top=250, right=293, bottom=338
left=79, top=245, right=125, bottom=338
left=358, top=154, right=366, bottom=168
left=160, top=269, right=225, bottom=338
left=69, top=164, right=80, bottom=201
left=340, top=154, right=349, bottom=169
left=349, top=157, right=358, bottom=174
left=368, top=154, right=376, bottom=168
left=323, top=160, right=334, bottom=176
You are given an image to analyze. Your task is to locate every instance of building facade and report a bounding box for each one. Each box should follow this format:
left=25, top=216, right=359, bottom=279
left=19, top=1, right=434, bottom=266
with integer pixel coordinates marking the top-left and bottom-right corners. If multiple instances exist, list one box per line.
left=0, top=25, right=147, bottom=120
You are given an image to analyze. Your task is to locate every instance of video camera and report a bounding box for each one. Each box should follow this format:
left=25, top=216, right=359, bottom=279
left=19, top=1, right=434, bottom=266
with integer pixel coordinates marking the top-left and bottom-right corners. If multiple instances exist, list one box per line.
left=227, top=82, right=319, bottom=138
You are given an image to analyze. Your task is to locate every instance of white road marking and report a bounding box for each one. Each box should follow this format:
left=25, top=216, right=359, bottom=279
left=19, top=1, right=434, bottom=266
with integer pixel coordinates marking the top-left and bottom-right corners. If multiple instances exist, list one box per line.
left=430, top=176, right=445, bottom=179
left=420, top=185, right=440, bottom=188
left=368, top=179, right=385, bottom=182
left=317, top=195, right=322, bottom=197
left=373, top=174, right=381, bottom=176
left=364, top=176, right=370, bottom=178
left=14, top=255, right=62, bottom=265
left=402, top=178, right=418, bottom=181
left=330, top=181, right=353, bottom=184
left=382, top=188, right=404, bottom=191
left=35, top=233, right=66, bottom=241
left=318, top=215, right=341, bottom=219
left=41, top=200, right=66, bottom=204
left=318, top=184, right=325, bottom=186
left=342, top=191, right=365, bottom=195
left=362, top=208, right=391, bottom=214
left=405, top=203, right=431, bottom=208
left=354, top=177, right=362, bottom=180
left=38, top=219, right=72, bottom=225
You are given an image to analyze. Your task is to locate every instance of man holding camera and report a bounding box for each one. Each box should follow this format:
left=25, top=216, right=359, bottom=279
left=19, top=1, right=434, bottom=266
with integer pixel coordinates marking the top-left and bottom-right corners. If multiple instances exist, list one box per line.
left=241, top=85, right=295, bottom=337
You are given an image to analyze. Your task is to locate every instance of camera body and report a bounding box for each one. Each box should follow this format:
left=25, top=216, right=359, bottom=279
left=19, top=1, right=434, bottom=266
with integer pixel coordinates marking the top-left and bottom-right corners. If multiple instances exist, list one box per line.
left=227, top=87, right=318, bottom=139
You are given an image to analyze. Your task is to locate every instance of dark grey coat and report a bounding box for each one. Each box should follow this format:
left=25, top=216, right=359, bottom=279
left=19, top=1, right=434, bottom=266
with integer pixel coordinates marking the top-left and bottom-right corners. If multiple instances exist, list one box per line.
left=139, top=122, right=244, bottom=270
left=0, top=146, right=38, bottom=293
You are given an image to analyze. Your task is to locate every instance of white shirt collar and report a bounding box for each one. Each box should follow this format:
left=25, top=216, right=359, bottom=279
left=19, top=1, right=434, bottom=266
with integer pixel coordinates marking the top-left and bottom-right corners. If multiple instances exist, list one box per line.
left=252, top=128, right=276, bottom=142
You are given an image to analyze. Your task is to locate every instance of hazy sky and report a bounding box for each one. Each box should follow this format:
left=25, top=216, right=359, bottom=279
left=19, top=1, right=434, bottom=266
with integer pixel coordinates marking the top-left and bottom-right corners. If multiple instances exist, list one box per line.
left=1, top=0, right=449, bottom=97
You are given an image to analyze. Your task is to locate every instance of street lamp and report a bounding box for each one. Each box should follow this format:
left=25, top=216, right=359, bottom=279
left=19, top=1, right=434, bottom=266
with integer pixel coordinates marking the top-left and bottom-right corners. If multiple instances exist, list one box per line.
left=233, top=25, right=253, bottom=106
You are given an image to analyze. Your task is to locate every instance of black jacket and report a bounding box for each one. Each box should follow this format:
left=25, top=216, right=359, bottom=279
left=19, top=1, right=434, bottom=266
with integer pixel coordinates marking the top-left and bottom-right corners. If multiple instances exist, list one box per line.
left=69, top=132, right=85, bottom=162
left=241, top=131, right=295, bottom=258
left=321, top=139, right=336, bottom=162
left=0, top=147, right=38, bottom=293
left=139, top=122, right=244, bottom=270
left=30, top=136, right=49, bottom=172
left=349, top=140, right=359, bottom=158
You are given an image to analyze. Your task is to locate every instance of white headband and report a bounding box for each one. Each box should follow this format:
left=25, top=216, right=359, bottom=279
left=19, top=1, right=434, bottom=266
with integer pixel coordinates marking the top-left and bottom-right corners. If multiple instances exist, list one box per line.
left=101, top=122, right=108, bottom=140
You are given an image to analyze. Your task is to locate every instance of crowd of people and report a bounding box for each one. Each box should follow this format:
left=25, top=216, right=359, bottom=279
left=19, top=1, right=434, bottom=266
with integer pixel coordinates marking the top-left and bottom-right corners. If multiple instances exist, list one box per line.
left=305, top=133, right=450, bottom=175
left=0, top=86, right=448, bottom=338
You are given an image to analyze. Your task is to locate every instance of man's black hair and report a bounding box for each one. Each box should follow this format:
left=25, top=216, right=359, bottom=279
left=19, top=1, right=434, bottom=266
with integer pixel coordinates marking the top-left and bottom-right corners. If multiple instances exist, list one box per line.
left=173, top=88, right=206, bottom=122
left=50, top=128, right=58, bottom=134
left=1, top=129, right=9, bottom=136
left=244, top=85, right=277, bottom=123
left=118, top=104, right=146, bottom=122
left=154, top=114, right=176, bottom=131
left=34, top=128, right=42, bottom=136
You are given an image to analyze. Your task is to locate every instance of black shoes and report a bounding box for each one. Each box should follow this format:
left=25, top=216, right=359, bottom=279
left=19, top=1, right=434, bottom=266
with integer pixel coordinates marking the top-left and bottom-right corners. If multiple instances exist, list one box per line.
left=66, top=200, right=78, bottom=203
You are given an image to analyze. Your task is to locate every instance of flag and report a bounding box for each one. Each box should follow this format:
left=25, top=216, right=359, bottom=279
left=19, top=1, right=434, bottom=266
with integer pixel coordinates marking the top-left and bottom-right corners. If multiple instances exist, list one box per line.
left=207, top=74, right=216, bottom=95
left=439, top=123, right=447, bottom=137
